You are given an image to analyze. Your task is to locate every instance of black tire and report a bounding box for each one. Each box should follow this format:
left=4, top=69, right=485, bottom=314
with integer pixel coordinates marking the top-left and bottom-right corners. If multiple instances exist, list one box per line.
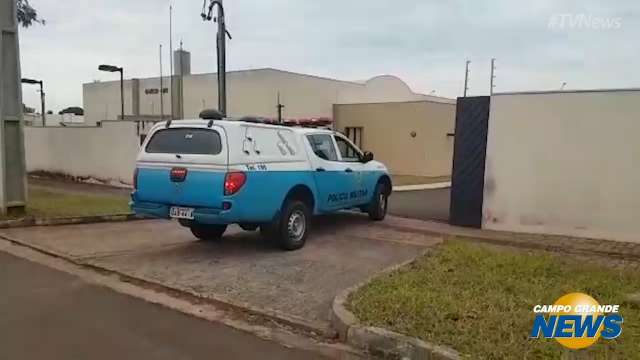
left=275, top=200, right=310, bottom=251
left=190, top=224, right=227, bottom=241
left=368, top=183, right=388, bottom=221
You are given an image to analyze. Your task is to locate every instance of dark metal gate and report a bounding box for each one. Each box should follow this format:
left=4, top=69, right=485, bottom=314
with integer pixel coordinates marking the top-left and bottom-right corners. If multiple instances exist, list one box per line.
left=449, top=96, right=491, bottom=228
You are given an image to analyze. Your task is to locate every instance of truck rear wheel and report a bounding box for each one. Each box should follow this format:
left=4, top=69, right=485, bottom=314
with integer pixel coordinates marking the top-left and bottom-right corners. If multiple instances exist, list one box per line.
left=190, top=224, right=227, bottom=241
left=276, top=200, right=310, bottom=251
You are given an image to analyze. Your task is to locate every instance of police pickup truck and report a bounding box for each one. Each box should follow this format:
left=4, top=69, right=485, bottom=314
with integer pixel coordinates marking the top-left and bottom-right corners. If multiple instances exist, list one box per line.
left=131, top=112, right=392, bottom=250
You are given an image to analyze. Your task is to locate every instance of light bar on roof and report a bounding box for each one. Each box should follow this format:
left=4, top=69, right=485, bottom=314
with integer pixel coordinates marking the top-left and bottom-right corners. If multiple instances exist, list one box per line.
left=238, top=116, right=333, bottom=128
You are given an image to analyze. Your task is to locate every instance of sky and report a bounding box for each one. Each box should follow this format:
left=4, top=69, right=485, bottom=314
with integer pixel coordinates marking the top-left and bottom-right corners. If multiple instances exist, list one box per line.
left=19, top=0, right=640, bottom=112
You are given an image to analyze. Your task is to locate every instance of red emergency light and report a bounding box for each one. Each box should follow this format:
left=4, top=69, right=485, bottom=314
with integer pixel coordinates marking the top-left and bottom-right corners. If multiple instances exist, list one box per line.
left=239, top=116, right=333, bottom=128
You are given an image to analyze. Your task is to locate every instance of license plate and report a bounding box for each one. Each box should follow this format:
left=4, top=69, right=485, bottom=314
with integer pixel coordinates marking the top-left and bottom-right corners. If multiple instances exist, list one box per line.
left=169, top=206, right=194, bottom=220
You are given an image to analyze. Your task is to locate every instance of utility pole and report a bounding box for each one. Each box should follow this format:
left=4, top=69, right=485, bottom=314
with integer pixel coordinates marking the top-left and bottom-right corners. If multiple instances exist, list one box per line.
left=120, top=68, right=124, bottom=120
left=159, top=44, right=164, bottom=120
left=98, top=64, right=124, bottom=120
left=202, top=0, right=230, bottom=116
left=276, top=92, right=284, bottom=124
left=39, top=83, right=45, bottom=125
left=22, top=79, right=45, bottom=126
left=169, top=3, right=174, bottom=119
left=463, top=60, right=470, bottom=97
left=0, top=0, right=28, bottom=215
left=216, top=0, right=227, bottom=116
left=490, top=58, right=496, bottom=95
left=179, top=40, right=184, bottom=119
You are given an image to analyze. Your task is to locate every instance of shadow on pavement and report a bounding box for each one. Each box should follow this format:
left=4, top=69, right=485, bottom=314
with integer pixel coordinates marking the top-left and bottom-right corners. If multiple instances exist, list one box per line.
left=388, top=188, right=450, bottom=222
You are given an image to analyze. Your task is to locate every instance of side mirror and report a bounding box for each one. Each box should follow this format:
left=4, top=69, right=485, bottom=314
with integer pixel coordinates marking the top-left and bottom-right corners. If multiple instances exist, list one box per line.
left=362, top=151, right=374, bottom=163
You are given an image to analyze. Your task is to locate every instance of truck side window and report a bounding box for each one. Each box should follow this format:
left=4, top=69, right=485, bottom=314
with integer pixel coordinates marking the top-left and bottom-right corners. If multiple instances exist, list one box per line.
left=307, top=134, right=338, bottom=161
left=334, top=136, right=361, bottom=162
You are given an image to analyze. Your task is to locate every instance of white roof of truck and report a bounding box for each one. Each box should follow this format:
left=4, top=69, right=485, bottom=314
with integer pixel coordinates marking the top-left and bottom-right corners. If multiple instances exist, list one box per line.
left=150, top=119, right=334, bottom=135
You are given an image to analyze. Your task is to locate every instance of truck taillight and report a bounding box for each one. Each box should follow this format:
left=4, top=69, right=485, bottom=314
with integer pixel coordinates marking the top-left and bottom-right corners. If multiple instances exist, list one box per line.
left=133, top=168, right=139, bottom=190
left=224, top=172, right=246, bottom=195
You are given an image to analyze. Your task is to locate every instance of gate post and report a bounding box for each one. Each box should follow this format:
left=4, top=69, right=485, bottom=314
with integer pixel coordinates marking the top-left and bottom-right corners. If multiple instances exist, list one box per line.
left=0, top=0, right=28, bottom=215
left=449, top=96, right=491, bottom=228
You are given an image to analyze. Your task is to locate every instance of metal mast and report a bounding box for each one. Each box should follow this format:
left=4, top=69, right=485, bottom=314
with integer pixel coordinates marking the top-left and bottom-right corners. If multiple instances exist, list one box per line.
left=490, top=58, right=496, bottom=95
left=169, top=4, right=174, bottom=119
left=159, top=44, right=164, bottom=120
left=463, top=60, right=470, bottom=97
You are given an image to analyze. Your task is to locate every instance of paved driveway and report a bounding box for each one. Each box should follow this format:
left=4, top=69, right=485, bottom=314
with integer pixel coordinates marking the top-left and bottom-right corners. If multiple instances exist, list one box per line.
left=1, top=252, right=327, bottom=360
left=389, top=188, right=450, bottom=222
left=0, top=214, right=440, bottom=333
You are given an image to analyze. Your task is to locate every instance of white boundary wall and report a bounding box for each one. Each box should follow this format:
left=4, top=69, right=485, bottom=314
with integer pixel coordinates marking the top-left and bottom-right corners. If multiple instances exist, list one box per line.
left=24, top=121, right=139, bottom=184
left=483, top=89, right=640, bottom=242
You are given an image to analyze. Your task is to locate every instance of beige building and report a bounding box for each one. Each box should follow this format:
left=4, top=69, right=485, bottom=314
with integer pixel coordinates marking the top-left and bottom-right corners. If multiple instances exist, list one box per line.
left=83, top=51, right=451, bottom=125
left=79, top=52, right=457, bottom=178
left=334, top=100, right=456, bottom=177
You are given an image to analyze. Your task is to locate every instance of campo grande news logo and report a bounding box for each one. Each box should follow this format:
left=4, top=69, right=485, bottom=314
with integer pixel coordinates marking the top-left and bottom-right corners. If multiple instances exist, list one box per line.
left=530, top=292, right=623, bottom=349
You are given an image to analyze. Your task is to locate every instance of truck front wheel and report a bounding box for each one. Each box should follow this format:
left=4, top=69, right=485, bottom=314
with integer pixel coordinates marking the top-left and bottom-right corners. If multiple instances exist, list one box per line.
left=368, top=183, right=389, bottom=221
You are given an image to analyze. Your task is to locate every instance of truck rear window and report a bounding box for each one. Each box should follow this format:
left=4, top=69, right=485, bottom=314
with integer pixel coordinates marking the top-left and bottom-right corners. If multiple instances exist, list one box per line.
left=146, top=128, right=222, bottom=155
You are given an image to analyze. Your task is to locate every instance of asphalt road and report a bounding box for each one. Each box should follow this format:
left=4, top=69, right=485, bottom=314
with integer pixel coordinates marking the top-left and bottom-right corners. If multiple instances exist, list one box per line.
left=388, top=188, right=450, bottom=222
left=0, top=251, right=326, bottom=360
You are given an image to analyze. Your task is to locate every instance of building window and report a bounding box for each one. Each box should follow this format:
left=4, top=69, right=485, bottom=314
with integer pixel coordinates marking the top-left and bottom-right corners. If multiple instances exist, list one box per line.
left=345, top=127, right=363, bottom=148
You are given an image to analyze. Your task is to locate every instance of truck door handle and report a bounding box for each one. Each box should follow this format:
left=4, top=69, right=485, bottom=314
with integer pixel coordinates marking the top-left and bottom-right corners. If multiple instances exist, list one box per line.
left=345, top=168, right=353, bottom=173
left=316, top=167, right=326, bottom=172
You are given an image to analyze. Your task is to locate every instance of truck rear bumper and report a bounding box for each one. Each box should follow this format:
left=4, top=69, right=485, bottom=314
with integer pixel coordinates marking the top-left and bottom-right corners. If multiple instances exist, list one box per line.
left=130, top=201, right=243, bottom=225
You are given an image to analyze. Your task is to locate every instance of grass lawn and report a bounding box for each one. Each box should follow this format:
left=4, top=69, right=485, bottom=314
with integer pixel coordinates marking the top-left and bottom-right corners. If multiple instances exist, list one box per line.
left=1, top=187, right=130, bottom=220
left=392, top=175, right=451, bottom=186
left=348, top=241, right=640, bottom=359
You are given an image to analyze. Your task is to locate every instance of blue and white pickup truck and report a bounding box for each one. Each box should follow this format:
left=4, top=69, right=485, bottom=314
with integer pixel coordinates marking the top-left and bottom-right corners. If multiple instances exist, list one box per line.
left=131, top=113, right=392, bottom=250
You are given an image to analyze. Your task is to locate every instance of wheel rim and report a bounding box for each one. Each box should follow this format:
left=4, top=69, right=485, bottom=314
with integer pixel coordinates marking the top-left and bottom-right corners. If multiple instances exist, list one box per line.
left=287, top=210, right=306, bottom=242
left=379, top=193, right=387, bottom=214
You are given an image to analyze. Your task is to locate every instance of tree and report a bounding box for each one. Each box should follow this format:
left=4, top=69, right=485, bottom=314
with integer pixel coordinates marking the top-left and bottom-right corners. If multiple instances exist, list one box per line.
left=17, top=0, right=44, bottom=27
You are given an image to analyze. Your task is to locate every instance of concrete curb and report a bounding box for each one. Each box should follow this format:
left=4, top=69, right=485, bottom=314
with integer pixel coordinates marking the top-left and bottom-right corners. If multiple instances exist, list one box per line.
left=0, top=213, right=147, bottom=229
left=393, top=182, right=451, bottom=192
left=331, top=252, right=461, bottom=360
left=379, top=215, right=640, bottom=263
left=0, top=232, right=335, bottom=340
